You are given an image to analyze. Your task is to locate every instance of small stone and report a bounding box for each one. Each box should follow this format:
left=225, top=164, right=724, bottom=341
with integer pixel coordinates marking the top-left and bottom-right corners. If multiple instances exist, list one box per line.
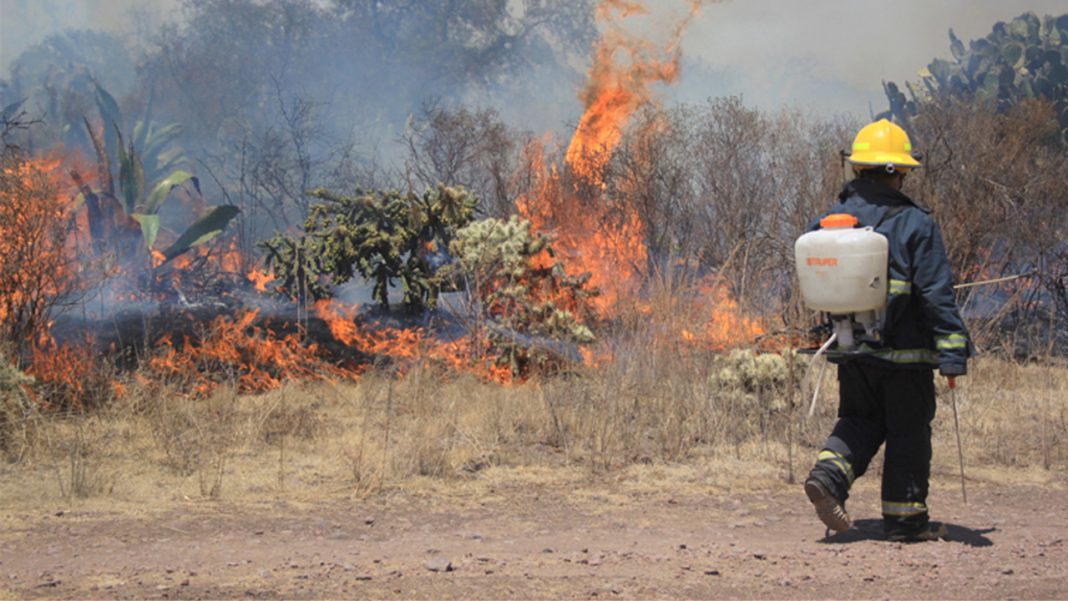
left=678, top=544, right=687, bottom=550
left=780, top=578, right=793, bottom=587
left=425, top=557, right=453, bottom=573
left=704, top=569, right=721, bottom=576
left=753, top=553, right=767, bottom=560
left=542, top=547, right=556, bottom=554
left=1001, top=568, right=1014, bottom=575
left=364, top=517, right=376, bottom=526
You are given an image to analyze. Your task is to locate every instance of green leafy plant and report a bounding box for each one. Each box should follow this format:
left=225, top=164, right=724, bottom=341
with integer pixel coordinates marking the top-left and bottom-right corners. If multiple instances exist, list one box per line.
left=446, top=216, right=596, bottom=376
left=260, top=185, right=477, bottom=313
left=72, top=82, right=238, bottom=266
left=881, top=12, right=1068, bottom=143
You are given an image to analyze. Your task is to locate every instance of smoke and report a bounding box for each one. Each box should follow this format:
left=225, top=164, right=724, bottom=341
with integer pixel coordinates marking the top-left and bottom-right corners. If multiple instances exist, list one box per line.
left=677, top=0, right=1068, bottom=116
left=5, top=0, right=1066, bottom=131
left=0, top=0, right=180, bottom=71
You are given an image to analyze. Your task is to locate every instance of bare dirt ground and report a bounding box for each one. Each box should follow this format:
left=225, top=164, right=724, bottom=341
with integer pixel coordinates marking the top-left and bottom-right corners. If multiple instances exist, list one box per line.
left=1, top=472, right=1065, bottom=600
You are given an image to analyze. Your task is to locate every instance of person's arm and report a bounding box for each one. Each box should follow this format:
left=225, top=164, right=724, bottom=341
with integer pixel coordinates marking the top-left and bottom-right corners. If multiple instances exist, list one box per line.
left=909, top=216, right=972, bottom=375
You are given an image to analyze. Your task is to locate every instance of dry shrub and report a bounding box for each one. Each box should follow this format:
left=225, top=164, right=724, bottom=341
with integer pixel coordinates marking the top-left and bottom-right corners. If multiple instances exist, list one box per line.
left=0, top=344, right=36, bottom=460
left=403, top=103, right=527, bottom=218
left=145, top=385, right=239, bottom=497
left=949, top=357, right=1068, bottom=470
left=911, top=99, right=1068, bottom=354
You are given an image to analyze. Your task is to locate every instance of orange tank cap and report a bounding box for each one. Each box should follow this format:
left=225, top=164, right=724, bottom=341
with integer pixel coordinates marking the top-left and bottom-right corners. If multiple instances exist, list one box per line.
left=820, top=213, right=859, bottom=229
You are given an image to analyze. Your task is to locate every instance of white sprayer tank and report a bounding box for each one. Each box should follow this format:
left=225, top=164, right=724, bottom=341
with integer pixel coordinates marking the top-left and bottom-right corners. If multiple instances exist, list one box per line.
left=795, top=213, right=889, bottom=314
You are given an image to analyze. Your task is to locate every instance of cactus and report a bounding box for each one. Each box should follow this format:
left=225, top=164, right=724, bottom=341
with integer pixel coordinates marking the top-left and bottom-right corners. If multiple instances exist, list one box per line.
left=260, top=185, right=477, bottom=313
left=884, top=12, right=1068, bottom=144
left=446, top=216, right=596, bottom=376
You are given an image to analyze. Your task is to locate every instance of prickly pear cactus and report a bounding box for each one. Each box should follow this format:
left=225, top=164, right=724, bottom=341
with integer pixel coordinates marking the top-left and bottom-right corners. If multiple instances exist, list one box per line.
left=881, top=12, right=1068, bottom=144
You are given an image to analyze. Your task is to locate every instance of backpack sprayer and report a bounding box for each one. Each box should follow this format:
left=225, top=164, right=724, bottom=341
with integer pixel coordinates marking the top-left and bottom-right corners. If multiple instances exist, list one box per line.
left=795, top=212, right=890, bottom=415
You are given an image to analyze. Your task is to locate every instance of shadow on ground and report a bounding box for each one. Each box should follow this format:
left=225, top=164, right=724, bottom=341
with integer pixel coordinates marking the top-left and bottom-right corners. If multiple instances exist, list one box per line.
left=821, top=519, right=996, bottom=547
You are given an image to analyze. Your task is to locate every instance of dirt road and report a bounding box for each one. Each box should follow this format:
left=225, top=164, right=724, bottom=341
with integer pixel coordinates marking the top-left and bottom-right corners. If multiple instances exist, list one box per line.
left=2, top=475, right=1065, bottom=600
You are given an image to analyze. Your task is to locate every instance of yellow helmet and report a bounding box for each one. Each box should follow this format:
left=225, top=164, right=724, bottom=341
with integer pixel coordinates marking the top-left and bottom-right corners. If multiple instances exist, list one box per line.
left=847, top=119, right=920, bottom=172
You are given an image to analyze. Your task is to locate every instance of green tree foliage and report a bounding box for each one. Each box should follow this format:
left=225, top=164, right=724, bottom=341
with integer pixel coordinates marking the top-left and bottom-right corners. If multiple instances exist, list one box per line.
left=446, top=216, right=595, bottom=375
left=260, top=185, right=477, bottom=313
left=881, top=12, right=1068, bottom=143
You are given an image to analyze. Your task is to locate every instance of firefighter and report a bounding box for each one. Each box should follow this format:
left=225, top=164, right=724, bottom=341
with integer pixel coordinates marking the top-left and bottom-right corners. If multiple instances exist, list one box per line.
left=803, top=119, right=973, bottom=542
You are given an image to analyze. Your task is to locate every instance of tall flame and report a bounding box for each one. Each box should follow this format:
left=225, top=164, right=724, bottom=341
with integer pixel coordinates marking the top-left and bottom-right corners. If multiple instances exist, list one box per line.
left=519, top=0, right=703, bottom=318
left=565, top=1, right=697, bottom=184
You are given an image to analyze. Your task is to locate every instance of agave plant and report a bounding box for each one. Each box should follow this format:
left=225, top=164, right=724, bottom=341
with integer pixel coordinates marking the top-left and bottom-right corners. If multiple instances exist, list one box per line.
left=881, top=12, right=1068, bottom=143
left=73, top=81, right=238, bottom=267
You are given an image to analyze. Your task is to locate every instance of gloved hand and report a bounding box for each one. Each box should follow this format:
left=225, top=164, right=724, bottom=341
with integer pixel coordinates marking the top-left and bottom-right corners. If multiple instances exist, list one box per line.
left=941, top=363, right=965, bottom=390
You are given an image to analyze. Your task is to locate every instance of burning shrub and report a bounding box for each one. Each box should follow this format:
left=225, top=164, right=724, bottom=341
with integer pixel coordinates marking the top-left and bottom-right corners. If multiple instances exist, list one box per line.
left=260, top=185, right=477, bottom=313
left=143, top=310, right=348, bottom=398
left=0, top=153, right=81, bottom=354
left=447, top=216, right=596, bottom=376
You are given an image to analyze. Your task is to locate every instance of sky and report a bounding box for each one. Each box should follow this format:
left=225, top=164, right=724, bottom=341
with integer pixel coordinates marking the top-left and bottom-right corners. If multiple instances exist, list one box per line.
left=2, top=0, right=1067, bottom=119
left=677, top=0, right=1068, bottom=116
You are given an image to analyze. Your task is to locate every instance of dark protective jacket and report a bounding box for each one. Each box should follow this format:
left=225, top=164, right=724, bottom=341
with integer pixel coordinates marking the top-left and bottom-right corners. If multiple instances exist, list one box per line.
left=811, top=179, right=973, bottom=373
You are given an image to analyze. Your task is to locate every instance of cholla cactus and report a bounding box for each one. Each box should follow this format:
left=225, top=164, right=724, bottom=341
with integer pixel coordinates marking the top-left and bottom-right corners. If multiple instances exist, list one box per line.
left=710, top=349, right=805, bottom=412
left=448, top=216, right=596, bottom=376
left=261, top=185, right=477, bottom=313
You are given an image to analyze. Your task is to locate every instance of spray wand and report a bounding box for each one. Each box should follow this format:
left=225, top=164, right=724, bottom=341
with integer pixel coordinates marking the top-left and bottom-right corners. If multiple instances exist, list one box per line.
left=948, top=376, right=968, bottom=504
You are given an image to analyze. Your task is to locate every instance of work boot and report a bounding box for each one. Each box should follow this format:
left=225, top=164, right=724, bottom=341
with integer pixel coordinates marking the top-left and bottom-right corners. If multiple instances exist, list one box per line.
left=888, top=522, right=948, bottom=543
left=804, top=478, right=852, bottom=533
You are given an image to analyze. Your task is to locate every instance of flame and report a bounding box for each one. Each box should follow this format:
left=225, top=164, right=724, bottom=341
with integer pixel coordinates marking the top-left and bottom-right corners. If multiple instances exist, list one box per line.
left=518, top=1, right=701, bottom=318
left=247, top=269, right=276, bottom=293
left=145, top=309, right=351, bottom=396
left=691, top=279, right=766, bottom=350
left=566, top=0, right=697, bottom=184
left=315, top=299, right=512, bottom=384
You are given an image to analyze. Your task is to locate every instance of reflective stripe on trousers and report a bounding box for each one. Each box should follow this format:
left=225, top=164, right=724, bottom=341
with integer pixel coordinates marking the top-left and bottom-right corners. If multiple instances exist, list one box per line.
left=882, top=500, right=928, bottom=517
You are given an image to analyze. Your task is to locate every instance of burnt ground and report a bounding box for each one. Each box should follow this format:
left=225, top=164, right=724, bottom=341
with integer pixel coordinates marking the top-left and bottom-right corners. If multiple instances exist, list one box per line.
left=1, top=476, right=1065, bottom=600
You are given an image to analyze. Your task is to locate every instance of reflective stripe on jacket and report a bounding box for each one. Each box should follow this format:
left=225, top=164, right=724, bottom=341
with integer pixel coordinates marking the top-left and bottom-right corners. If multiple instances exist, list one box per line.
left=811, top=179, right=973, bottom=371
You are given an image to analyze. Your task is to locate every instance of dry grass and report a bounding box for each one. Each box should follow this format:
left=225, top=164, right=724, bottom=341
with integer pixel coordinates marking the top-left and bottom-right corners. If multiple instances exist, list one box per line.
left=0, top=347, right=1064, bottom=511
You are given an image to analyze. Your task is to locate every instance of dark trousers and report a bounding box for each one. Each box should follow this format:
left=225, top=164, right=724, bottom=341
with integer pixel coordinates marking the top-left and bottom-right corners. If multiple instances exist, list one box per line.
left=808, top=361, right=936, bottom=534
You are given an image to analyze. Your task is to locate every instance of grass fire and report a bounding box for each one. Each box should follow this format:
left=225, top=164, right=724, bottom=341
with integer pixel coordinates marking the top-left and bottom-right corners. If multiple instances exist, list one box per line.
left=1, top=1, right=1067, bottom=599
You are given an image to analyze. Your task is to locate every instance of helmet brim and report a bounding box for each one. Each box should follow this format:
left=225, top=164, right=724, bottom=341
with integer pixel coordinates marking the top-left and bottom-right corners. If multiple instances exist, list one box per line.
left=847, top=151, right=921, bottom=169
